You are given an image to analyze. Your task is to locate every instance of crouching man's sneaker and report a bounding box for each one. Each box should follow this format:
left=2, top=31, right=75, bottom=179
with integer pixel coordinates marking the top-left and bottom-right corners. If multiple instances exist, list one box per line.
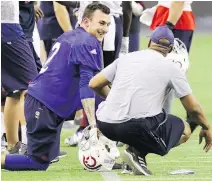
left=121, top=146, right=152, bottom=176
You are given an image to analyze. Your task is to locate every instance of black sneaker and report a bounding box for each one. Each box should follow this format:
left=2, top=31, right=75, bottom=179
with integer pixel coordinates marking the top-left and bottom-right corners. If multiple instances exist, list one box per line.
left=121, top=147, right=152, bottom=176
left=8, top=141, right=21, bottom=154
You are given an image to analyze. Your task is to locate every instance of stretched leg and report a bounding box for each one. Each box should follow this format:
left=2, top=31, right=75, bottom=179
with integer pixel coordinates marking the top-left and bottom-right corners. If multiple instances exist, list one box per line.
left=1, top=152, right=49, bottom=171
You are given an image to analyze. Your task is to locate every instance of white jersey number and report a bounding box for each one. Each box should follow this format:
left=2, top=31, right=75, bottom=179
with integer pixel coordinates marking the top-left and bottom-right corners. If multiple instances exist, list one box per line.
left=40, top=42, right=61, bottom=74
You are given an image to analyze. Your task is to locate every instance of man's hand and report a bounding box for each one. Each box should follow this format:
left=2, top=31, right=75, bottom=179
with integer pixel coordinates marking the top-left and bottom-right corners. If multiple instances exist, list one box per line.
left=34, top=3, right=44, bottom=21
left=199, top=128, right=212, bottom=152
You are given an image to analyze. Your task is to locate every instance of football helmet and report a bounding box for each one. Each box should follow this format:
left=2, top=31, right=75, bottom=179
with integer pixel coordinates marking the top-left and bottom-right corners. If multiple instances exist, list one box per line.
left=166, top=38, right=189, bottom=73
left=78, top=126, right=120, bottom=172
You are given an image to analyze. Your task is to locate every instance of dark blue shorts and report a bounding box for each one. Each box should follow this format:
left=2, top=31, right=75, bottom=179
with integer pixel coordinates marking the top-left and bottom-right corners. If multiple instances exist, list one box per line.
left=1, top=36, right=38, bottom=93
left=98, top=112, right=184, bottom=156
left=24, top=94, right=64, bottom=163
left=172, top=29, right=193, bottom=53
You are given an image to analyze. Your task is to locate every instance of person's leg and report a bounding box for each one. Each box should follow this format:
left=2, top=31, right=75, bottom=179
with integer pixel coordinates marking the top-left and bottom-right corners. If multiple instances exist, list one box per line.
left=98, top=120, right=153, bottom=176
left=43, top=39, right=55, bottom=57
left=172, top=29, right=193, bottom=53
left=3, top=96, right=21, bottom=150
left=1, top=94, right=63, bottom=171
left=176, top=121, right=191, bottom=146
left=2, top=36, right=38, bottom=152
left=114, top=16, right=123, bottom=59
left=1, top=153, right=49, bottom=171
left=129, top=31, right=140, bottom=53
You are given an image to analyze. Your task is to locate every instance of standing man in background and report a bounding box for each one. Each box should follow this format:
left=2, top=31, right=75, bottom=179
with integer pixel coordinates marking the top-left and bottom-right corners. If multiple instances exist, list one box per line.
left=1, top=1, right=38, bottom=154
left=37, top=1, right=77, bottom=60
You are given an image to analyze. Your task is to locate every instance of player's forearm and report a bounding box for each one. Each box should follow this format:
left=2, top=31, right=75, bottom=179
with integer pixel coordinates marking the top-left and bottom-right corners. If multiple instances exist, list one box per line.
left=92, top=86, right=110, bottom=99
left=122, top=1, right=132, bottom=37
left=81, top=98, right=96, bottom=126
left=167, top=1, right=184, bottom=25
left=53, top=2, right=72, bottom=32
left=187, top=104, right=210, bottom=130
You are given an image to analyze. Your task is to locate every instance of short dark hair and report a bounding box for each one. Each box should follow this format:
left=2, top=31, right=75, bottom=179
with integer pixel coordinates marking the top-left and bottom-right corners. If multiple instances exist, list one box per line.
left=82, top=2, right=110, bottom=20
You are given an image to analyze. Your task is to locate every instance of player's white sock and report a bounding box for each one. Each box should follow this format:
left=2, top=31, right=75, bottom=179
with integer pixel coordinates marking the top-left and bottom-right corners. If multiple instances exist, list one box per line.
left=21, top=125, right=27, bottom=145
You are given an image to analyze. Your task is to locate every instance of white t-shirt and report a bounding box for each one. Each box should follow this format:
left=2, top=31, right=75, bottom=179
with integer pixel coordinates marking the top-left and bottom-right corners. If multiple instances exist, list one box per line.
left=96, top=49, right=192, bottom=123
left=1, top=1, right=19, bottom=23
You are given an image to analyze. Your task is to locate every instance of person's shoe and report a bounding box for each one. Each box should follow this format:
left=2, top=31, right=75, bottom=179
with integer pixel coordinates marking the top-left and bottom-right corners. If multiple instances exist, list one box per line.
left=121, top=147, right=152, bottom=176
left=19, top=143, right=27, bottom=155
left=64, top=128, right=83, bottom=146
left=112, top=163, right=122, bottom=170
left=51, top=156, right=59, bottom=164
left=8, top=141, right=21, bottom=154
left=121, top=162, right=133, bottom=174
left=51, top=151, right=67, bottom=164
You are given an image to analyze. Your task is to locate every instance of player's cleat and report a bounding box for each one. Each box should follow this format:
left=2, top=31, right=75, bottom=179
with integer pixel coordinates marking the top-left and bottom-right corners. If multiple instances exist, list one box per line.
left=8, top=141, right=21, bottom=154
left=121, top=162, right=133, bottom=174
left=51, top=150, right=67, bottom=164
left=51, top=157, right=59, bottom=164
left=19, top=143, right=27, bottom=155
left=64, top=129, right=83, bottom=146
left=122, top=147, right=152, bottom=176
left=112, top=163, right=122, bottom=170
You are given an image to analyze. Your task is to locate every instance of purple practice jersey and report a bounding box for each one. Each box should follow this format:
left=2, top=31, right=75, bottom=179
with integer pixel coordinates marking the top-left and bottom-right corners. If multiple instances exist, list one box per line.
left=27, top=27, right=102, bottom=118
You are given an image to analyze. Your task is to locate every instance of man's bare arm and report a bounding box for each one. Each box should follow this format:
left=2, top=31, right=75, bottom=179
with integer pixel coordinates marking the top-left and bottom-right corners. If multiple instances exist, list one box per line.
left=89, top=72, right=111, bottom=99
left=166, top=1, right=184, bottom=29
left=180, top=94, right=210, bottom=129
left=180, top=94, right=212, bottom=152
left=81, top=98, right=96, bottom=127
left=53, top=1, right=72, bottom=32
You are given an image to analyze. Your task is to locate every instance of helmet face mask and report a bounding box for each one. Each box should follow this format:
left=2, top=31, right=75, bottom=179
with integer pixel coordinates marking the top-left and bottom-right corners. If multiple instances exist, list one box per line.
left=78, top=126, right=120, bottom=172
left=166, top=38, right=189, bottom=73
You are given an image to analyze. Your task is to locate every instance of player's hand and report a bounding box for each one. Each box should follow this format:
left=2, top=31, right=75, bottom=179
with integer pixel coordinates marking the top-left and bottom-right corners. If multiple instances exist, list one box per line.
left=199, top=127, right=212, bottom=152
left=34, top=4, right=44, bottom=21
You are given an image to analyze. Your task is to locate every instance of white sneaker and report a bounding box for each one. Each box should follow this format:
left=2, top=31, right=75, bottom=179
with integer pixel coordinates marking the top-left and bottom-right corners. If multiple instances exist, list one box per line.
left=64, top=131, right=83, bottom=146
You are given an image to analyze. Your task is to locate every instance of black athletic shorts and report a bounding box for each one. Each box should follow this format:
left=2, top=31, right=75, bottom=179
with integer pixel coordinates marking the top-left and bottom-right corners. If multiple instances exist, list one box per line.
left=98, top=111, right=184, bottom=156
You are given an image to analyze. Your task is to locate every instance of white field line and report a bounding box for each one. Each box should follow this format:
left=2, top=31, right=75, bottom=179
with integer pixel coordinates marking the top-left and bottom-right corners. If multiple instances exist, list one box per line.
left=148, top=160, right=212, bottom=163
left=101, top=171, right=121, bottom=181
left=121, top=178, right=212, bottom=181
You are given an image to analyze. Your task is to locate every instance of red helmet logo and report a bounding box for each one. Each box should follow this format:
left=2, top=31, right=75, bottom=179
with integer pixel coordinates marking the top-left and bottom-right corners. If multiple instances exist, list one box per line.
left=83, top=156, right=102, bottom=170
